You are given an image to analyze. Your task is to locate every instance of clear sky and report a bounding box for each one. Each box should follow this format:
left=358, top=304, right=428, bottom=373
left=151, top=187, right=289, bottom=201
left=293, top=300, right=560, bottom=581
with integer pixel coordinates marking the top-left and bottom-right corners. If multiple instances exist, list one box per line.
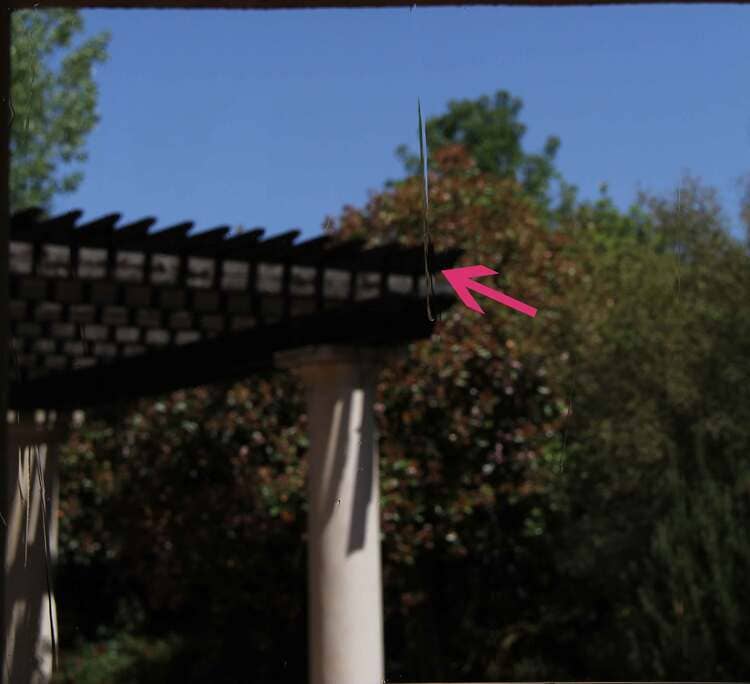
left=49, top=4, right=750, bottom=240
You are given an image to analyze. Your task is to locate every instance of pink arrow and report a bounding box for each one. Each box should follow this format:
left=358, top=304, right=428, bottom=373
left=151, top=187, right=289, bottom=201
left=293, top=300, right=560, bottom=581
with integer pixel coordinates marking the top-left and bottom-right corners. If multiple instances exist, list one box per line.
left=441, top=265, right=538, bottom=317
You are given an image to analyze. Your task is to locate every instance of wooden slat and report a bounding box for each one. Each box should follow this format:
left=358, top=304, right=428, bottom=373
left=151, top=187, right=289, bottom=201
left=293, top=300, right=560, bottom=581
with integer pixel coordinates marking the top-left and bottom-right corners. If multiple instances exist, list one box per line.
left=75, top=214, right=122, bottom=252
left=113, top=218, right=158, bottom=244
left=290, top=234, right=331, bottom=263
left=18, top=210, right=82, bottom=241
left=9, top=209, right=461, bottom=276
left=142, top=221, right=194, bottom=249
left=8, top=293, right=454, bottom=410
left=347, top=243, right=396, bottom=271
left=9, top=207, right=45, bottom=233
left=318, top=238, right=367, bottom=267
left=382, top=244, right=425, bottom=273
left=239, top=229, right=300, bottom=259
left=217, top=227, right=265, bottom=255
left=5, top=202, right=464, bottom=397
left=185, top=226, right=231, bottom=254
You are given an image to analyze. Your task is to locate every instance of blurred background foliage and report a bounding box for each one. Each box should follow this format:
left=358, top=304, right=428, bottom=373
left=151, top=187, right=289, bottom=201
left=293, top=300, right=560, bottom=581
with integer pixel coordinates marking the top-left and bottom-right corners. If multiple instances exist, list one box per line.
left=11, top=16, right=748, bottom=676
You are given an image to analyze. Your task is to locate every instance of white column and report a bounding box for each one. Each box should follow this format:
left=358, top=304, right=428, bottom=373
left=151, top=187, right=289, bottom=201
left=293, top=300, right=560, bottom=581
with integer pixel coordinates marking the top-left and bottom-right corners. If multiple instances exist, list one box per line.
left=3, top=413, right=63, bottom=684
left=277, top=345, right=397, bottom=684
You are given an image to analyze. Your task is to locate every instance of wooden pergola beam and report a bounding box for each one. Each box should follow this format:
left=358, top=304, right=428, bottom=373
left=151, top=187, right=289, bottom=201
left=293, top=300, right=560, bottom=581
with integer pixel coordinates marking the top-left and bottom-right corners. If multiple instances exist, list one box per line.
left=7, top=204, right=462, bottom=397
left=10, top=293, right=453, bottom=410
left=1, top=2, right=744, bottom=682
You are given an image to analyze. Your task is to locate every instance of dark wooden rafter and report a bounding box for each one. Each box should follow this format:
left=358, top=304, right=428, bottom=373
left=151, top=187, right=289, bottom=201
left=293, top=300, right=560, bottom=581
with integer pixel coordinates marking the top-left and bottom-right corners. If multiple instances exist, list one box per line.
left=111, top=218, right=158, bottom=244
left=1, top=0, right=740, bottom=400
left=185, top=226, right=232, bottom=256
left=76, top=214, right=121, bottom=241
left=7, top=207, right=462, bottom=407
left=11, top=209, right=439, bottom=274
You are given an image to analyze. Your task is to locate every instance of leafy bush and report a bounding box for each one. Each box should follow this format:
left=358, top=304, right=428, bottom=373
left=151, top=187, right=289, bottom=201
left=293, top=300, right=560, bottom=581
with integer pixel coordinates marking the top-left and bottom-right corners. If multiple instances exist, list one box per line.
left=56, top=151, right=750, bottom=681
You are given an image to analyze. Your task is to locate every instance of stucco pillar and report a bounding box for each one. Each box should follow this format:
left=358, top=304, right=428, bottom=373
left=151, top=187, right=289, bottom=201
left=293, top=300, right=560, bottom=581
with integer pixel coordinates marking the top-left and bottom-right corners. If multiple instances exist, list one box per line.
left=276, top=345, right=398, bottom=684
left=3, top=412, right=63, bottom=684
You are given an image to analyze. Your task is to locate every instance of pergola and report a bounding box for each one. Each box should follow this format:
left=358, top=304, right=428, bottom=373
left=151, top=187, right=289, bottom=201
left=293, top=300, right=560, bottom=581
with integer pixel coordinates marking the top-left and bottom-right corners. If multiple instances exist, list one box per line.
left=0, top=2, right=727, bottom=684
left=8, top=206, right=461, bottom=407
left=4, top=201, right=461, bottom=682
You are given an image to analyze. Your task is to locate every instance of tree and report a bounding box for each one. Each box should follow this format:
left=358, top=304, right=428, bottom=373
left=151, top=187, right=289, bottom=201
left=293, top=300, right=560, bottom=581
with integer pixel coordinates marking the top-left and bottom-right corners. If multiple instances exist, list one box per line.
left=58, top=145, right=581, bottom=682
left=57, top=376, right=311, bottom=684
left=395, top=90, right=575, bottom=212
left=328, top=144, right=581, bottom=680
left=10, top=8, right=110, bottom=212
left=629, top=455, right=750, bottom=679
left=54, top=89, right=750, bottom=682
left=550, top=178, right=750, bottom=679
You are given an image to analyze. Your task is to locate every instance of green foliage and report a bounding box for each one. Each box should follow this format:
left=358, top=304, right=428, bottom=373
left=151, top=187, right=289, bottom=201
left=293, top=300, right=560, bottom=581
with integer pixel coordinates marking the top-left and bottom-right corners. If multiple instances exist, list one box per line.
left=57, top=376, right=310, bottom=683
left=545, top=177, right=750, bottom=679
left=618, top=184, right=750, bottom=678
left=330, top=145, right=578, bottom=678
left=10, top=8, right=110, bottom=212
left=54, top=634, right=182, bottom=684
left=740, top=173, right=750, bottom=246
left=627, top=456, right=750, bottom=679
left=53, top=99, right=750, bottom=680
left=395, top=90, right=574, bottom=211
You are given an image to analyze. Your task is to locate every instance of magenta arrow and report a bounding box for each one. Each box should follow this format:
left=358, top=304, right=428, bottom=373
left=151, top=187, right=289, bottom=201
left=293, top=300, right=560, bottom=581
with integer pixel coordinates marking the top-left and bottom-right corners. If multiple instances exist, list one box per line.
left=441, top=265, right=538, bottom=317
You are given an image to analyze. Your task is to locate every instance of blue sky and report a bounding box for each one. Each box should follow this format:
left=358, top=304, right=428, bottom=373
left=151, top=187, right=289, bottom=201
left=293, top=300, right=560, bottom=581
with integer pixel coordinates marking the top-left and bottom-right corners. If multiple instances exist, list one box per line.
left=50, top=4, right=750, bottom=240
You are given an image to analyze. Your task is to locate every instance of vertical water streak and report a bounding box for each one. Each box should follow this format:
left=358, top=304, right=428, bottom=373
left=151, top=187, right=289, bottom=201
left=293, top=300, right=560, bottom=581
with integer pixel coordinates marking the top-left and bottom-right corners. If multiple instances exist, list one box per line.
left=418, top=99, right=437, bottom=322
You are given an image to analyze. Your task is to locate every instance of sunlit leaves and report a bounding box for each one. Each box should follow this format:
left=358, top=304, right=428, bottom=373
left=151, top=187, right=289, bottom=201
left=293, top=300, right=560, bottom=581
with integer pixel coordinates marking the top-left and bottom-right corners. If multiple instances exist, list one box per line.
left=10, top=9, right=110, bottom=211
